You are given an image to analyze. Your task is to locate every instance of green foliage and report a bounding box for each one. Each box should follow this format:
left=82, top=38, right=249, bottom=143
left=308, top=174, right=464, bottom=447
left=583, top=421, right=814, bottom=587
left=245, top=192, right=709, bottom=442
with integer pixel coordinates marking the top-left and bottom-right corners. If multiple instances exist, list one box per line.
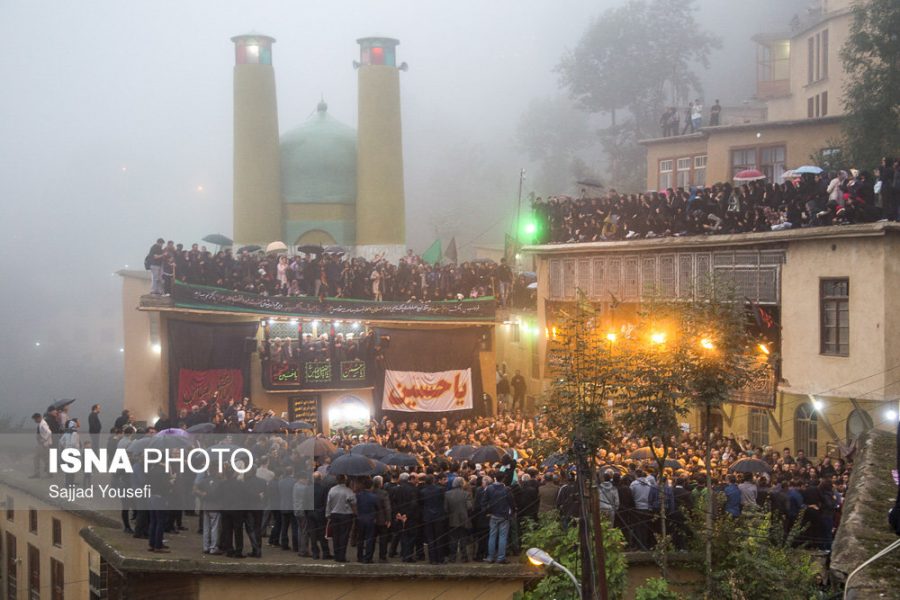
left=557, top=0, right=720, bottom=187
left=839, top=0, right=900, bottom=168
left=533, top=293, right=613, bottom=461
left=685, top=506, right=821, bottom=600
left=635, top=577, right=683, bottom=600
left=520, top=511, right=627, bottom=600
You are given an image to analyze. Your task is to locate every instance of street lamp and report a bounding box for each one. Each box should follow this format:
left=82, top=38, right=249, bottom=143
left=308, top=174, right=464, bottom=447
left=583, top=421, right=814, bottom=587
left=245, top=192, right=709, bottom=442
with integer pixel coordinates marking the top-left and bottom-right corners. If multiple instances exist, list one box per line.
left=650, top=332, right=666, bottom=345
left=526, top=547, right=582, bottom=596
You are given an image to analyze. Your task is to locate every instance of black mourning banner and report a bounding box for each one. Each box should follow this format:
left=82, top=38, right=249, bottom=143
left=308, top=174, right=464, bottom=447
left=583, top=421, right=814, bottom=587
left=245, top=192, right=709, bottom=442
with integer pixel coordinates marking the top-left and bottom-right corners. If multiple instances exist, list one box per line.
left=173, top=282, right=495, bottom=322
left=374, top=327, right=490, bottom=421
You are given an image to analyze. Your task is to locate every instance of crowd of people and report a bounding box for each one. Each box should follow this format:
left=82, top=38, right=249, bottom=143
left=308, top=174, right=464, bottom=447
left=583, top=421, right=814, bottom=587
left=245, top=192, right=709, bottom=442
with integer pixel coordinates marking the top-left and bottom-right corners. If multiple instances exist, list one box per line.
left=658, top=99, right=721, bottom=137
left=33, top=396, right=850, bottom=562
left=533, top=157, right=900, bottom=244
left=144, top=242, right=535, bottom=308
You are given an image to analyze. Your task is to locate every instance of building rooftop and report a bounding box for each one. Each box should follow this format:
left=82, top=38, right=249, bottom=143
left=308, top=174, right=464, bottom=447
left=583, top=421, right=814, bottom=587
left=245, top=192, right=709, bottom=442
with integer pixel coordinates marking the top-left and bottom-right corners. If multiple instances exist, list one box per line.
left=830, top=428, right=900, bottom=596
left=523, top=221, right=900, bottom=256
left=638, top=115, right=843, bottom=146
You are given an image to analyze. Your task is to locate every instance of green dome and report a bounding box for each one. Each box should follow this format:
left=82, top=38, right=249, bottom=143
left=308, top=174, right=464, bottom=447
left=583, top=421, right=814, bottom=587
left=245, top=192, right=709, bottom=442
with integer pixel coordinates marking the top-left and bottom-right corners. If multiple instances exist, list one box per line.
left=280, top=102, right=357, bottom=204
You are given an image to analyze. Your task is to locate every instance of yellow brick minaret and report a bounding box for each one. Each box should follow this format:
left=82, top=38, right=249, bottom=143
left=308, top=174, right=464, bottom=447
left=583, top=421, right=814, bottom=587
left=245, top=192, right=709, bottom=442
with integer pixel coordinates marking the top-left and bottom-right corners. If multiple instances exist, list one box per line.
left=231, top=33, right=282, bottom=246
left=355, top=37, right=406, bottom=260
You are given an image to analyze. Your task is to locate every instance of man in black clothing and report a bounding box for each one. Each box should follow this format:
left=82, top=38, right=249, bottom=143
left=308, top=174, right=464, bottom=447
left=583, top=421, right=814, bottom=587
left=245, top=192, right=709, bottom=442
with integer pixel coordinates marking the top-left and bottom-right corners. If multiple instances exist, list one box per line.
left=880, top=157, right=896, bottom=220
left=113, top=409, right=131, bottom=430
left=420, top=474, right=447, bottom=564
left=510, top=370, right=527, bottom=415
left=88, top=404, right=102, bottom=452
left=305, top=472, right=331, bottom=559
left=390, top=472, right=420, bottom=562
left=43, top=407, right=62, bottom=434
left=146, top=238, right=166, bottom=295
left=709, top=99, right=722, bottom=126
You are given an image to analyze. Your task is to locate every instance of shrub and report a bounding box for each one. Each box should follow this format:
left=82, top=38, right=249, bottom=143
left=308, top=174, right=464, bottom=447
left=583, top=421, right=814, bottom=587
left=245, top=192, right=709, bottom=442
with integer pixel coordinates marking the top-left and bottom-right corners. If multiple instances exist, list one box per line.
left=519, top=510, right=627, bottom=600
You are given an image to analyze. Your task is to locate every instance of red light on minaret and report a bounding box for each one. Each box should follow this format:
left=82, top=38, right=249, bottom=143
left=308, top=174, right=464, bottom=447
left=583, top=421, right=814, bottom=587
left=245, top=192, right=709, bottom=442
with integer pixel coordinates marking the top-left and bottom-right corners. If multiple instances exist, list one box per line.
left=371, top=47, right=384, bottom=65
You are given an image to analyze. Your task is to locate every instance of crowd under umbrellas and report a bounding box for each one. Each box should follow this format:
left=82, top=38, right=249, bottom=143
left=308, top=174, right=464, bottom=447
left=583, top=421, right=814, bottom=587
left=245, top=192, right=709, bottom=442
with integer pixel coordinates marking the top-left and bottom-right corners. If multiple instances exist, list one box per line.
left=34, top=396, right=851, bottom=565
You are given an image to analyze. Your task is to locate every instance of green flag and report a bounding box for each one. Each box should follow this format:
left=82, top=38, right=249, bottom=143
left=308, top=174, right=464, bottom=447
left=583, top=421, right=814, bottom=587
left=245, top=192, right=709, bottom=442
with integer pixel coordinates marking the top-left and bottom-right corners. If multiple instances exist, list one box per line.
left=444, top=237, right=458, bottom=264
left=421, top=239, right=442, bottom=265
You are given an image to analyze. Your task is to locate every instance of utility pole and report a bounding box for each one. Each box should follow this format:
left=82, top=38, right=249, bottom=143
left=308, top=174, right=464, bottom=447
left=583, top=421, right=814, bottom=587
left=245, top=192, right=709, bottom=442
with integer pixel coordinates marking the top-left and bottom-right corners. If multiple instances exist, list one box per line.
left=513, top=168, right=526, bottom=263
left=574, top=440, right=596, bottom=600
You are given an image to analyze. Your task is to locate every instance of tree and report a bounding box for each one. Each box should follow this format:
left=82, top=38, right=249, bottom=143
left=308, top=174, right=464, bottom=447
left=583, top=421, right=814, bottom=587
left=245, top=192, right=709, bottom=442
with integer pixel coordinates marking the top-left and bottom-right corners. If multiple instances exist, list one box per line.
left=605, top=284, right=764, bottom=581
left=535, top=294, right=614, bottom=599
left=685, top=508, right=820, bottom=599
left=521, top=511, right=628, bottom=600
left=516, top=95, right=595, bottom=195
left=839, top=0, right=900, bottom=168
left=557, top=0, right=720, bottom=188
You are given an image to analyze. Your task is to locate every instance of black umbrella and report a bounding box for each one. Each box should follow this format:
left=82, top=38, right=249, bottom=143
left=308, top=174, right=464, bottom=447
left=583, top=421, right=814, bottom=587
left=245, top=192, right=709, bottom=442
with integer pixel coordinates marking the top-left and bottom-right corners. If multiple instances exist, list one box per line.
left=127, top=436, right=154, bottom=456
left=51, top=398, right=76, bottom=410
left=324, top=245, right=346, bottom=255
left=446, top=445, right=478, bottom=461
left=202, top=233, right=233, bottom=247
left=187, top=422, right=216, bottom=434
left=471, top=445, right=505, bottom=464
left=383, top=453, right=419, bottom=468
left=728, top=457, right=772, bottom=474
left=629, top=447, right=663, bottom=461
left=298, top=436, right=337, bottom=459
left=576, top=178, right=604, bottom=189
left=288, top=421, right=313, bottom=431
left=329, top=454, right=381, bottom=477
left=297, top=244, right=324, bottom=255
left=541, top=453, right=569, bottom=468
left=148, top=434, right=193, bottom=451
left=350, top=443, right=392, bottom=460
left=238, top=244, right=262, bottom=253
left=331, top=448, right=346, bottom=459
left=471, top=257, right=496, bottom=264
left=253, top=417, right=288, bottom=433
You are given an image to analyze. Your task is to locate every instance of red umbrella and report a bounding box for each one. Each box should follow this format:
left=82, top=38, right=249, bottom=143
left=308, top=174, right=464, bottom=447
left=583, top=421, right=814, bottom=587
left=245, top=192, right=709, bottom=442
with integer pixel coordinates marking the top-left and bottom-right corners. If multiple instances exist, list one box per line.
left=733, top=169, right=766, bottom=182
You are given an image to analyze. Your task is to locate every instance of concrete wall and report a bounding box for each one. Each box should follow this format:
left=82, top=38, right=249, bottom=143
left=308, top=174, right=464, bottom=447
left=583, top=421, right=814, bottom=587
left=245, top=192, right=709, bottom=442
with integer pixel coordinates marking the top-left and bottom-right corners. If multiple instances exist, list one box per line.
left=197, top=575, right=523, bottom=600
left=121, top=275, right=167, bottom=423
left=0, top=487, right=94, bottom=600
left=767, top=9, right=852, bottom=122
left=780, top=236, right=885, bottom=399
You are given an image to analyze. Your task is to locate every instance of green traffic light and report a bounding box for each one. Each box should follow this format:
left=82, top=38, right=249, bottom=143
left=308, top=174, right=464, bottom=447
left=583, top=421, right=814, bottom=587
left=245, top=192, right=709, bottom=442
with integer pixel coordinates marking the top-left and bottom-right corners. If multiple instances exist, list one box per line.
left=524, top=221, right=537, bottom=236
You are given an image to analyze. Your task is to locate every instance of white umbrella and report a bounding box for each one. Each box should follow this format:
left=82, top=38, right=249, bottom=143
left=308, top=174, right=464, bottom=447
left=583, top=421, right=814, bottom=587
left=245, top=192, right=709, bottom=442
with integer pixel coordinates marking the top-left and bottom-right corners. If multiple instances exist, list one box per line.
left=266, top=241, right=288, bottom=254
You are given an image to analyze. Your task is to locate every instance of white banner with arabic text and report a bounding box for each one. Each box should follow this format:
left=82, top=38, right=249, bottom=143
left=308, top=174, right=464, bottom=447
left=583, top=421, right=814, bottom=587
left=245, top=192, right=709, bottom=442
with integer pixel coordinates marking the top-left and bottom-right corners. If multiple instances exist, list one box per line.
left=382, top=369, right=472, bottom=412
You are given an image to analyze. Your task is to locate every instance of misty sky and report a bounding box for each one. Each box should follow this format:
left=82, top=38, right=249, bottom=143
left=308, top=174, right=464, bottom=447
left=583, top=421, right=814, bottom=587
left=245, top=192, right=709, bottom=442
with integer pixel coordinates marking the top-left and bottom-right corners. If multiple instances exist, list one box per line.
left=0, top=0, right=804, bottom=417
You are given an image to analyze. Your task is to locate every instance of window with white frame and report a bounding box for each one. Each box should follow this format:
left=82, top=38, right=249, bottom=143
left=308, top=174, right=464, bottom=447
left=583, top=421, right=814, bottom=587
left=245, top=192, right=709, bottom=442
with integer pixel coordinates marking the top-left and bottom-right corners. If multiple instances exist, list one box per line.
left=694, top=155, right=707, bottom=187
left=676, top=157, right=691, bottom=188
left=659, top=159, right=673, bottom=190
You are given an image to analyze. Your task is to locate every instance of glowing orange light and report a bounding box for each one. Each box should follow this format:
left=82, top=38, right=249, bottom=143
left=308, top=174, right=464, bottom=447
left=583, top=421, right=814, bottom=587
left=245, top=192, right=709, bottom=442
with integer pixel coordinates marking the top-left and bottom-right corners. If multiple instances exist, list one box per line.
left=758, top=343, right=770, bottom=355
left=650, top=332, right=666, bottom=345
left=700, top=338, right=715, bottom=350
left=606, top=332, right=617, bottom=343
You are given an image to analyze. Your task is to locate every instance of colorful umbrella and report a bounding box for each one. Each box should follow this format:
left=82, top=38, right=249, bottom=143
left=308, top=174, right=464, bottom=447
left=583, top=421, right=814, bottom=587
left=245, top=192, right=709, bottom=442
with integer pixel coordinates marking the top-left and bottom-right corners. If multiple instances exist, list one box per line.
left=733, top=169, right=766, bottom=182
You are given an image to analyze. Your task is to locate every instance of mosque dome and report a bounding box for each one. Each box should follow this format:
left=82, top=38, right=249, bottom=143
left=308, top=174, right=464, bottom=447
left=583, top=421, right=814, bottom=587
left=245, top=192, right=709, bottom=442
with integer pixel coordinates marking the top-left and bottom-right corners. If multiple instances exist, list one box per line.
left=280, top=101, right=357, bottom=204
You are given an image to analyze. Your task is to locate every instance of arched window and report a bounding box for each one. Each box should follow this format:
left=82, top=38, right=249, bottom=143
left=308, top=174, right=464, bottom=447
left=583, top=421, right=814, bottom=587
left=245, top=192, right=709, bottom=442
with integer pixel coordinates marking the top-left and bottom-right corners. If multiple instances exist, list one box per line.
left=294, top=229, right=337, bottom=247
left=795, top=403, right=818, bottom=457
left=846, top=408, right=873, bottom=441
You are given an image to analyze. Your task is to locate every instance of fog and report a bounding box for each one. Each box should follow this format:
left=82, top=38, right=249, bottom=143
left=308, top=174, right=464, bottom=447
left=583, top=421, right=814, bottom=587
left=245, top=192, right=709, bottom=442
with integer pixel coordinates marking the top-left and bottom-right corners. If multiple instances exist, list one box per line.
left=0, top=0, right=804, bottom=415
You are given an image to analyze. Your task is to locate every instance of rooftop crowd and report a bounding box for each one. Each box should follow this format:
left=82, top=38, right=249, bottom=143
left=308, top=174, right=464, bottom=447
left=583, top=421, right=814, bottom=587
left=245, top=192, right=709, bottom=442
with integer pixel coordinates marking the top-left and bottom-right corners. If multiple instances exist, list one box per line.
left=145, top=242, right=535, bottom=309
left=34, top=395, right=851, bottom=562
left=534, top=157, right=900, bottom=244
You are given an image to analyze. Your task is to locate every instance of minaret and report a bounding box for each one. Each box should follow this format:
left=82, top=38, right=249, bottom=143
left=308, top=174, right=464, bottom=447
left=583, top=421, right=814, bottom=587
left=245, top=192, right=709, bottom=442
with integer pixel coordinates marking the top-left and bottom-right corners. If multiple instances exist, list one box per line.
left=231, top=33, right=282, bottom=246
left=355, top=37, right=406, bottom=260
